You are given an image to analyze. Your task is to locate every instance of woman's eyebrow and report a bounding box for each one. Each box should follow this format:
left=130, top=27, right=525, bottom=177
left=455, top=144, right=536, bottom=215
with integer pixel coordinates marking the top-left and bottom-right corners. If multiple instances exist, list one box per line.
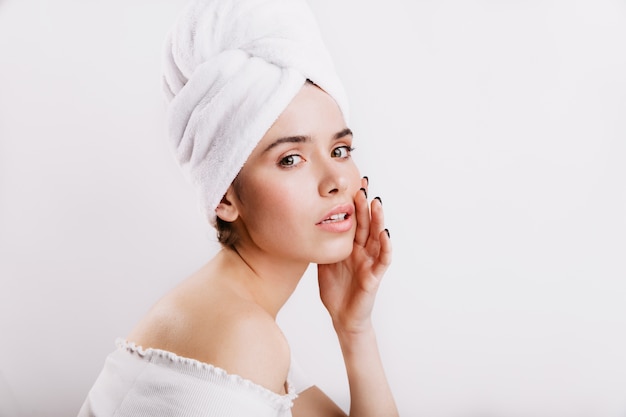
left=263, top=135, right=310, bottom=153
left=263, top=128, right=352, bottom=153
left=334, top=128, right=353, bottom=140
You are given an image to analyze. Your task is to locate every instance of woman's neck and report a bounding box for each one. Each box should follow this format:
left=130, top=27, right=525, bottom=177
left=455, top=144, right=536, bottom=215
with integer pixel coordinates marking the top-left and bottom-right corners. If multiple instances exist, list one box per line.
left=217, top=246, right=309, bottom=318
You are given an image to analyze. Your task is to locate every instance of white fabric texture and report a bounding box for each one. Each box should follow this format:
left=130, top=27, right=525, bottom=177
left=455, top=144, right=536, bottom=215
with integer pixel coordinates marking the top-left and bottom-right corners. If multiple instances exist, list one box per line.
left=78, top=340, right=313, bottom=417
left=162, top=0, right=349, bottom=226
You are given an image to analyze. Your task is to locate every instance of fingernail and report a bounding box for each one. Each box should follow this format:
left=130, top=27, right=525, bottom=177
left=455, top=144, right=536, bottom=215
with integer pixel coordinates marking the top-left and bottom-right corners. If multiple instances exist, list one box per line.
left=374, top=196, right=382, bottom=206
left=360, top=187, right=368, bottom=198
left=363, top=176, right=369, bottom=185
left=385, top=228, right=390, bottom=238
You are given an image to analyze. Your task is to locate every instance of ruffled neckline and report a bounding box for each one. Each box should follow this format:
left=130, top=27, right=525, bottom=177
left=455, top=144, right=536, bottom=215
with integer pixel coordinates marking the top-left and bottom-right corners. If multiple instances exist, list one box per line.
left=116, top=338, right=298, bottom=410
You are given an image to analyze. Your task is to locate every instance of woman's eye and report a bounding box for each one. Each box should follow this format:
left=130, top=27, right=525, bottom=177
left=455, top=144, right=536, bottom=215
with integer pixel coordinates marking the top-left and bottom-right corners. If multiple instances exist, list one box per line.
left=279, top=154, right=303, bottom=167
left=331, top=146, right=354, bottom=158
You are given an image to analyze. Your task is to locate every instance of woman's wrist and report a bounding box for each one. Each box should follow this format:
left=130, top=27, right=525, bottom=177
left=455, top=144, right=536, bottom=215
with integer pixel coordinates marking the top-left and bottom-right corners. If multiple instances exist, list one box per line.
left=334, top=320, right=399, bottom=417
left=334, top=319, right=376, bottom=351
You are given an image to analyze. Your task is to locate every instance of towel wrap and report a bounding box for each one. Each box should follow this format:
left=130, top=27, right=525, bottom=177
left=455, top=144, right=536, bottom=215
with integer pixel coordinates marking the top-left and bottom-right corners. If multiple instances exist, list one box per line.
left=162, top=0, right=349, bottom=227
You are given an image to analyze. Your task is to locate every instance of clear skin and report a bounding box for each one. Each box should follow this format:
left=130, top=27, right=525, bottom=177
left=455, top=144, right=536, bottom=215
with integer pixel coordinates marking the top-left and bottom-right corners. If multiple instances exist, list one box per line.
left=128, top=83, right=398, bottom=416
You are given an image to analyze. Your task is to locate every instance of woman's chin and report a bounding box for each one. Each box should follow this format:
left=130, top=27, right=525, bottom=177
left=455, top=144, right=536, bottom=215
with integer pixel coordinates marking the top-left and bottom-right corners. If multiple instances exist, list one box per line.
left=313, top=239, right=354, bottom=265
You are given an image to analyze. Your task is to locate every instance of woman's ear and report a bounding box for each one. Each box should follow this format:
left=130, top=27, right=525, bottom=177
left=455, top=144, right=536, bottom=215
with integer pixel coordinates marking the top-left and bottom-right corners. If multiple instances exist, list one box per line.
left=215, top=185, right=239, bottom=222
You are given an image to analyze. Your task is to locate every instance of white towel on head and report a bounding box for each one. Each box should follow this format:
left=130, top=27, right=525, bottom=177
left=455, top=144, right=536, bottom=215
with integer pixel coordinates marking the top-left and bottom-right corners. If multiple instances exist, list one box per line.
left=162, top=0, right=349, bottom=227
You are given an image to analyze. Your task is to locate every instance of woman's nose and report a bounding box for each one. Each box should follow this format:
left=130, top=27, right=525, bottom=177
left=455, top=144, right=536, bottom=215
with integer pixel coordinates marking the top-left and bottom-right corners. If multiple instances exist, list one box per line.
left=318, top=161, right=349, bottom=196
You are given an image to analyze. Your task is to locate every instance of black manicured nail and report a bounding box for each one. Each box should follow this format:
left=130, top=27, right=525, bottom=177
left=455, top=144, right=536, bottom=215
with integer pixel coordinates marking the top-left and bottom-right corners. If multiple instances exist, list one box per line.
left=363, top=176, right=369, bottom=185
left=384, top=228, right=390, bottom=238
left=360, top=187, right=367, bottom=198
left=374, top=196, right=382, bottom=206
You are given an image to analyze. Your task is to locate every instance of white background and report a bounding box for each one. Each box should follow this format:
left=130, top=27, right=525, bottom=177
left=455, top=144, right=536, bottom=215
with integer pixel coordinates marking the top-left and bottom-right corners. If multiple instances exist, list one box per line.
left=1, top=0, right=626, bottom=416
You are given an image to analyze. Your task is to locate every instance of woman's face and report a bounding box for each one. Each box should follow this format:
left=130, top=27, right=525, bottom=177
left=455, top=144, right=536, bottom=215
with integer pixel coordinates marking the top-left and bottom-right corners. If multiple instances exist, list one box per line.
left=229, top=83, right=361, bottom=264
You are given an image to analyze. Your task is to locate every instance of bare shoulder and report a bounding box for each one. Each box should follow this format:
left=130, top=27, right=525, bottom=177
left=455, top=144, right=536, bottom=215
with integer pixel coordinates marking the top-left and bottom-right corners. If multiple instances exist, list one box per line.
left=127, top=277, right=290, bottom=394
left=292, top=386, right=347, bottom=417
left=207, top=301, right=291, bottom=393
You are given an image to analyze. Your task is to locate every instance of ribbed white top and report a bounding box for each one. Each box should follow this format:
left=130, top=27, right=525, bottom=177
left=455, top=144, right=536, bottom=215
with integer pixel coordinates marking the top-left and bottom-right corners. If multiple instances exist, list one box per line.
left=78, top=339, right=311, bottom=417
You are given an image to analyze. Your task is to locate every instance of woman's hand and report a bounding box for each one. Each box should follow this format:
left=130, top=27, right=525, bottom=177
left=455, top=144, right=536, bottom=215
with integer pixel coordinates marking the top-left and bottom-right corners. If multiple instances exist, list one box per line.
left=317, top=177, right=392, bottom=335
left=317, top=177, right=399, bottom=417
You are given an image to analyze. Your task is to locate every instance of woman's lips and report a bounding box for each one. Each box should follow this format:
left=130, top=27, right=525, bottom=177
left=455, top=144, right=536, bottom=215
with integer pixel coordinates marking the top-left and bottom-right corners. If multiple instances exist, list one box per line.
left=316, top=204, right=355, bottom=232
left=319, top=212, right=349, bottom=224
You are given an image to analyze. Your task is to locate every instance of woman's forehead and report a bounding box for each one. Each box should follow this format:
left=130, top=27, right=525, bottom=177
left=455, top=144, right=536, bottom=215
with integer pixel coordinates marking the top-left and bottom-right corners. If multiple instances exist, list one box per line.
left=261, top=84, right=347, bottom=144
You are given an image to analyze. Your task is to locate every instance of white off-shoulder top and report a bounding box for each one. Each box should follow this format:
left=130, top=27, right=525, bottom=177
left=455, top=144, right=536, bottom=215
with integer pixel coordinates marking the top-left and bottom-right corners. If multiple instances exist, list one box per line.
left=78, top=340, right=313, bottom=417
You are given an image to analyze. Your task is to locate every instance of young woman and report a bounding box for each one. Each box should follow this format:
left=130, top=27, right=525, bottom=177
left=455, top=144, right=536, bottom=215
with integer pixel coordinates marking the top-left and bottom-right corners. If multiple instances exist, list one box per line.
left=79, top=0, right=398, bottom=416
